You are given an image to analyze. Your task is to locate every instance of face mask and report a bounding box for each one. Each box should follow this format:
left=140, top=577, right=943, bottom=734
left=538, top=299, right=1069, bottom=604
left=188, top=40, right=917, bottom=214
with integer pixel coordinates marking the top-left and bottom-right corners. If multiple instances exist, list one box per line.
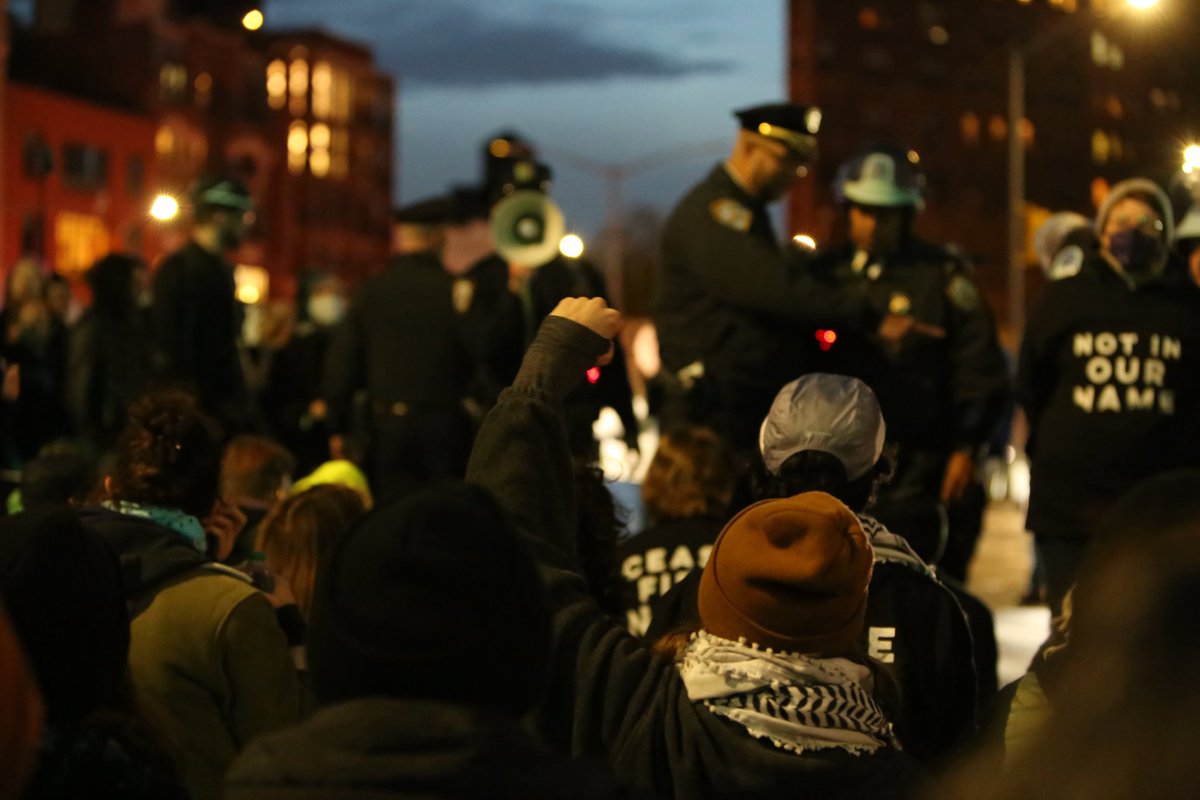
left=308, top=295, right=345, bottom=327
left=1107, top=228, right=1165, bottom=283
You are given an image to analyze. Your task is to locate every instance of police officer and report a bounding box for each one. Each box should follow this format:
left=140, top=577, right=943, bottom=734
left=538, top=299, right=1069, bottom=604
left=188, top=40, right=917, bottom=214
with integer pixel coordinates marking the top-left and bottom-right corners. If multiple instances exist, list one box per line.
left=809, top=145, right=1008, bottom=576
left=323, top=194, right=483, bottom=503
left=655, top=104, right=926, bottom=452
left=151, top=176, right=256, bottom=431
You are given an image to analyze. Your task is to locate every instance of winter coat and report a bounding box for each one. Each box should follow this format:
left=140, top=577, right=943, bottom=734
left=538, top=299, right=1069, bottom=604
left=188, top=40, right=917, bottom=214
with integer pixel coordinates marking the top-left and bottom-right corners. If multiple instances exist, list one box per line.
left=1017, top=255, right=1200, bottom=540
left=225, top=698, right=636, bottom=799
left=80, top=508, right=312, bottom=800
left=644, top=517, right=979, bottom=766
left=466, top=317, right=926, bottom=800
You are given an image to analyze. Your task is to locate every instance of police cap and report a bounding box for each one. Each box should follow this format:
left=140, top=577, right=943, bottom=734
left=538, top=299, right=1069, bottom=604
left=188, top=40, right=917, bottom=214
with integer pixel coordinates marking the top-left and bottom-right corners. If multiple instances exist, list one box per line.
left=392, top=195, right=453, bottom=226
left=734, top=102, right=822, bottom=160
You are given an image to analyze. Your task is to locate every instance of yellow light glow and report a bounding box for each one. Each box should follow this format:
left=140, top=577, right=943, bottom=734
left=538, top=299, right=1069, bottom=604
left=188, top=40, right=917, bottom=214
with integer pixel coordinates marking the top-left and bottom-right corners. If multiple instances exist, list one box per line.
left=792, top=233, right=817, bottom=251
left=490, top=139, right=512, bottom=158
left=1126, top=0, right=1159, bottom=8
left=150, top=194, right=180, bottom=221
left=310, top=123, right=331, bottom=149
left=1184, top=145, right=1200, bottom=169
left=310, top=149, right=331, bottom=178
left=559, top=234, right=585, bottom=259
left=237, top=285, right=261, bottom=304
left=242, top=9, right=264, bottom=31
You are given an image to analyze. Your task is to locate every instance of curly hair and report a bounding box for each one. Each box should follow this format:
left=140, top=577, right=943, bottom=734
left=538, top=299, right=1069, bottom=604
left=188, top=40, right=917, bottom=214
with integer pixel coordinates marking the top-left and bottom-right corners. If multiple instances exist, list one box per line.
left=105, top=390, right=224, bottom=518
left=641, top=425, right=736, bottom=522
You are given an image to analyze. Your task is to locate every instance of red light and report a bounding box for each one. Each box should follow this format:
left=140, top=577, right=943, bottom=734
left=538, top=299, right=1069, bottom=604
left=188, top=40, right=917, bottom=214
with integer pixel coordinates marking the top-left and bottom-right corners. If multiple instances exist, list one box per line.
left=815, top=329, right=838, bottom=352
left=586, top=367, right=601, bottom=384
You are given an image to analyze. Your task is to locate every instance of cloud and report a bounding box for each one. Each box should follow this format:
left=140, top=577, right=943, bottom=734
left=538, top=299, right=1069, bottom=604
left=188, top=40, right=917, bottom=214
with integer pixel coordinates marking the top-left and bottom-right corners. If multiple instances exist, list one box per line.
left=267, top=0, right=734, bottom=87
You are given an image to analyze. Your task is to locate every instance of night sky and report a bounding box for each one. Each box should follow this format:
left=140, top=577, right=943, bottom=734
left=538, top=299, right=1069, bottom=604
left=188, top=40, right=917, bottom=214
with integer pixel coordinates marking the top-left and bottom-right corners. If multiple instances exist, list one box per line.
left=10, top=0, right=786, bottom=242
left=265, top=0, right=786, bottom=241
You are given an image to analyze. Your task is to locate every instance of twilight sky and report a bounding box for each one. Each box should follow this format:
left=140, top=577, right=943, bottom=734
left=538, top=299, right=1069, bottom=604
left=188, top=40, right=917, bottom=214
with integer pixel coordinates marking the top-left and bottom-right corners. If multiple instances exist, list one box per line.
left=265, top=0, right=787, bottom=241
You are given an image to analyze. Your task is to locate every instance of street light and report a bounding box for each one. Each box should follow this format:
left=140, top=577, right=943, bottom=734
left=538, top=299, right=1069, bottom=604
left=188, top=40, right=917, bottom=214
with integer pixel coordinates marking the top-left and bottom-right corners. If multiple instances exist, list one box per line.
left=150, top=193, right=180, bottom=222
left=1008, top=0, right=1161, bottom=340
left=559, top=233, right=585, bottom=259
left=241, top=9, right=264, bottom=31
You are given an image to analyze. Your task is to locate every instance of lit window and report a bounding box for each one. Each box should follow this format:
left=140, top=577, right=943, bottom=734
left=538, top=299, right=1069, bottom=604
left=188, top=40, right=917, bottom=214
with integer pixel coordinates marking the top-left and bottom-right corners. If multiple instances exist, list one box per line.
left=159, top=63, right=187, bottom=102
left=1021, top=118, right=1036, bottom=149
left=56, top=212, right=111, bottom=276
left=1092, top=130, right=1110, bottom=164
left=1109, top=132, right=1123, bottom=161
left=310, top=149, right=331, bottom=178
left=266, top=60, right=286, bottom=110
left=988, top=115, right=1008, bottom=141
left=155, top=126, right=176, bottom=157
left=1109, top=44, right=1124, bottom=70
left=194, top=72, right=212, bottom=108
left=858, top=7, right=880, bottom=29
left=312, top=61, right=332, bottom=119
left=289, top=60, right=308, bottom=116
left=961, top=112, right=981, bottom=146
left=1091, top=31, right=1109, bottom=66
left=288, top=121, right=308, bottom=175
left=929, top=26, right=949, bottom=45
left=1105, top=95, right=1123, bottom=118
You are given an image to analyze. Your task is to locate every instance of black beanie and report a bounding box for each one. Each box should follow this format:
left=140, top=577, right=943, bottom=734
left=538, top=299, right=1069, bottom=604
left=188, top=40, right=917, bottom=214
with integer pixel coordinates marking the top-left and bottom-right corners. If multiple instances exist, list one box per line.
left=0, top=507, right=130, bottom=725
left=307, top=483, right=551, bottom=715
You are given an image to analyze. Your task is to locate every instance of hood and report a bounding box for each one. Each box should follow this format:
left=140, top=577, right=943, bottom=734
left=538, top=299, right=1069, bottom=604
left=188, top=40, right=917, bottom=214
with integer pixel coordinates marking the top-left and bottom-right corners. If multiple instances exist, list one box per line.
left=78, top=507, right=210, bottom=602
left=1095, top=178, right=1175, bottom=244
left=225, top=698, right=626, bottom=800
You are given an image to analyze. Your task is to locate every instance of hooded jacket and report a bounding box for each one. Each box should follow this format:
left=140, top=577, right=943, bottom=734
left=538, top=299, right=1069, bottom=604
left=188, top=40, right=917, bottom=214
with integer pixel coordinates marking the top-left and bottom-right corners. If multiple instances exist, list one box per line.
left=226, top=698, right=634, bottom=800
left=81, top=508, right=312, bottom=800
left=466, top=317, right=925, bottom=800
left=1017, top=181, right=1200, bottom=541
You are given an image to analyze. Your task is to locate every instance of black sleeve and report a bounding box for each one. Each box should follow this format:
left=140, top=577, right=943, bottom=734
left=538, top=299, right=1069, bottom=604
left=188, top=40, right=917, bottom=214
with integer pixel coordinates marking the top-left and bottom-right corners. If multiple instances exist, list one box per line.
left=321, top=287, right=369, bottom=436
left=1015, top=286, right=1061, bottom=457
left=150, top=256, right=197, bottom=379
left=664, top=203, right=878, bottom=330
left=945, top=271, right=1011, bottom=450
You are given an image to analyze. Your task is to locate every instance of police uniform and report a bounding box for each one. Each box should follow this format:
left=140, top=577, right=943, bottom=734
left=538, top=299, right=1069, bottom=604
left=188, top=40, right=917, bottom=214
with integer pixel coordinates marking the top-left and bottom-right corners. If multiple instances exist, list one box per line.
left=323, top=251, right=476, bottom=503
left=655, top=104, right=877, bottom=450
left=809, top=238, right=1008, bottom=569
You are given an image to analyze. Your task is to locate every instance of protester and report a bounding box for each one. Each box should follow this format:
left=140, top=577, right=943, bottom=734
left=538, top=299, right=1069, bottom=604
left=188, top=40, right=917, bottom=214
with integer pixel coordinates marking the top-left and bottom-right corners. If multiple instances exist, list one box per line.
left=79, top=389, right=311, bottom=800
left=617, top=424, right=735, bottom=636
left=466, top=298, right=923, bottom=799
left=0, top=506, right=187, bottom=798
left=66, top=252, right=154, bottom=449
left=1017, top=178, right=1200, bottom=614
left=0, top=602, right=42, bottom=800
left=646, top=374, right=981, bottom=765
left=219, top=434, right=297, bottom=565
left=226, top=483, right=630, bottom=799
left=945, top=470, right=1200, bottom=800
left=256, top=483, right=365, bottom=621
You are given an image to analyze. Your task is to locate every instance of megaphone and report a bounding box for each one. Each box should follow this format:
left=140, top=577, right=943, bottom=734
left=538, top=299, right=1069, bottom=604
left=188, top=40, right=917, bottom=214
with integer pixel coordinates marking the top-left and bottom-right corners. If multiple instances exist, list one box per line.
left=492, top=190, right=565, bottom=268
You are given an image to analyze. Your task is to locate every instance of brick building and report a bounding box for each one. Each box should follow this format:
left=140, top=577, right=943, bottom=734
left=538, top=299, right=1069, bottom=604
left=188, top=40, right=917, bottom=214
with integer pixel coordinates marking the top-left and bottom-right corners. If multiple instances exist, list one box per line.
left=787, top=0, right=1200, bottom=340
left=6, top=0, right=394, bottom=297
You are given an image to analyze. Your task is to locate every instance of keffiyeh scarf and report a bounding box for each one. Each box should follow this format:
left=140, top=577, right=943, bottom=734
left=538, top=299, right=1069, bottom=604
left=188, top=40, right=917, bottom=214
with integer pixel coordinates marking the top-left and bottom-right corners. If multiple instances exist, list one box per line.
left=678, top=630, right=898, bottom=756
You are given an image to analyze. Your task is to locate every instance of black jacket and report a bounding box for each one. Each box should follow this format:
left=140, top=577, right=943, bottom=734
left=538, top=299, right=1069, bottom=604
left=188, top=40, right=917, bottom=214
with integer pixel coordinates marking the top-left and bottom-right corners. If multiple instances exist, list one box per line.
left=150, top=241, right=248, bottom=428
left=323, top=253, right=475, bottom=434
left=808, top=239, right=1008, bottom=457
left=226, top=698, right=635, bottom=800
left=655, top=166, right=876, bottom=441
left=1017, top=256, right=1200, bottom=539
left=645, top=517, right=979, bottom=766
left=467, top=317, right=925, bottom=800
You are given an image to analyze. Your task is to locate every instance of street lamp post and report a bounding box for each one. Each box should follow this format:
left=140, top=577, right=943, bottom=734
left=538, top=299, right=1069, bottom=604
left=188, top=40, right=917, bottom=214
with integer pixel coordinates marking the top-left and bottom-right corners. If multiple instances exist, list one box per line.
left=1007, top=0, right=1161, bottom=342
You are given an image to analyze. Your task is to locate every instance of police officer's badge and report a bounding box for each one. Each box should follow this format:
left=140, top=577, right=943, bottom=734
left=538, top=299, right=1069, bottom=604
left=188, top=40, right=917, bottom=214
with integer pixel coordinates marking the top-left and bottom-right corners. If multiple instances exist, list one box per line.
left=946, top=274, right=981, bottom=311
left=709, top=198, right=752, bottom=232
left=888, top=292, right=912, bottom=315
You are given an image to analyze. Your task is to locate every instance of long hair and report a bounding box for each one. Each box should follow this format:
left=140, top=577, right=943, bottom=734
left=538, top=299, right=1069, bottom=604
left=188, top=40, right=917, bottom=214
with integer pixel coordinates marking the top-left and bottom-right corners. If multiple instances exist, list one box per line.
left=256, top=484, right=365, bottom=619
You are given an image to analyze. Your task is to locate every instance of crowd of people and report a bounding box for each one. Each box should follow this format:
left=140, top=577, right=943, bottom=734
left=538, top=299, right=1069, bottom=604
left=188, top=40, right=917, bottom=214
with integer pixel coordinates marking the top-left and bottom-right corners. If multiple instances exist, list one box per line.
left=1, top=99, right=1200, bottom=800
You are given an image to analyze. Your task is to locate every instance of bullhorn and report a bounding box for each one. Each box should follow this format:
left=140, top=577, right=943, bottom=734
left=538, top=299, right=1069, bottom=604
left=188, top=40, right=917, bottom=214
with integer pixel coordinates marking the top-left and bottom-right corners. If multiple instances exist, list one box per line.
left=491, top=190, right=565, bottom=268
